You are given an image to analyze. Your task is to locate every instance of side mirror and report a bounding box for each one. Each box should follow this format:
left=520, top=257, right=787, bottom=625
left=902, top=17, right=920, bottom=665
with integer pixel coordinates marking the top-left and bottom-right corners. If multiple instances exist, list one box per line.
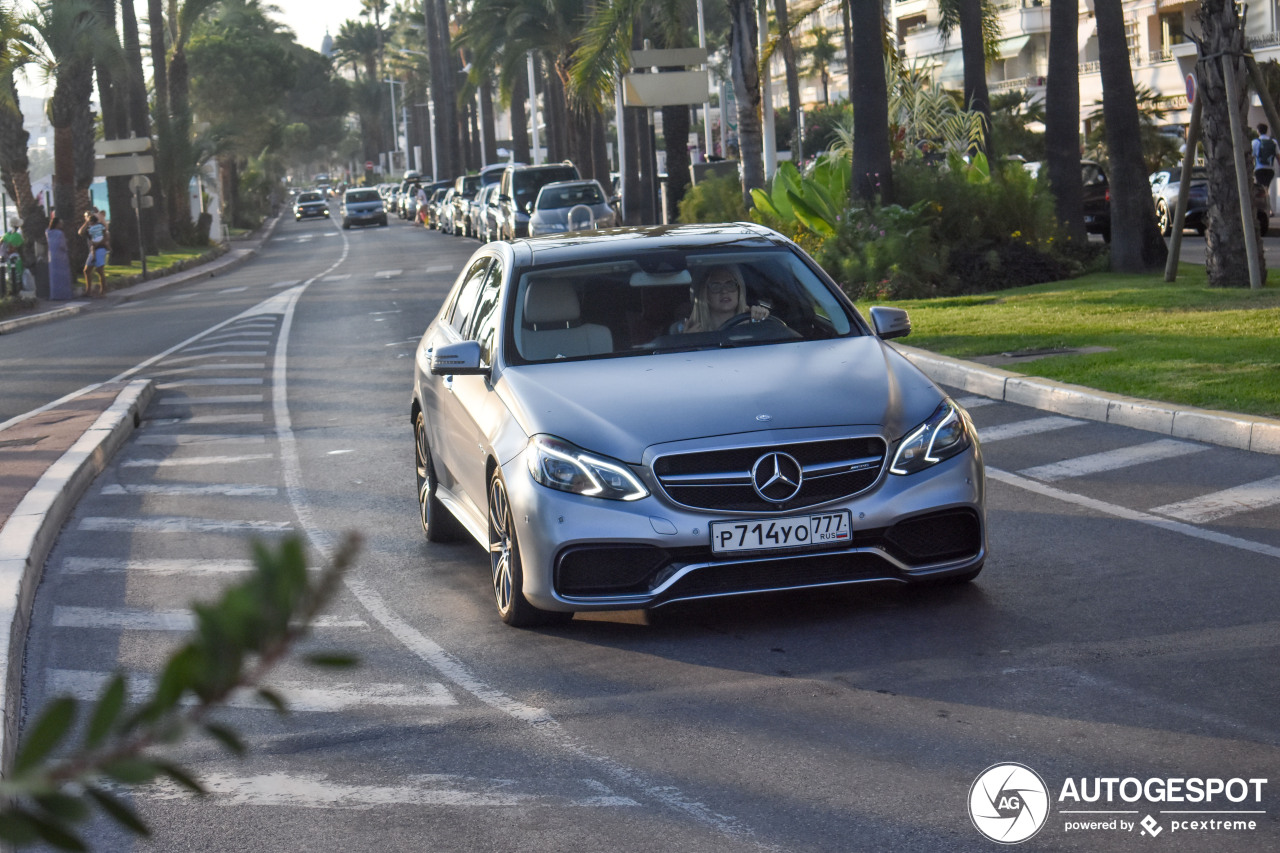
left=430, top=340, right=488, bottom=375
left=523, top=202, right=534, bottom=215
left=869, top=306, right=911, bottom=340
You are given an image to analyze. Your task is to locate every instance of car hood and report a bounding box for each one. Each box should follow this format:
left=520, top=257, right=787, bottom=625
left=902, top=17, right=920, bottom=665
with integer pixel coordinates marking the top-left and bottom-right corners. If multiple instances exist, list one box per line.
left=496, top=337, right=943, bottom=463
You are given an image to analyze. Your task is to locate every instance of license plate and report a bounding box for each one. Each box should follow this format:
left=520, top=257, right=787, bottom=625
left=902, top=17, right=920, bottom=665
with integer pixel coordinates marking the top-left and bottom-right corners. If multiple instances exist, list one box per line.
left=710, top=511, right=852, bottom=554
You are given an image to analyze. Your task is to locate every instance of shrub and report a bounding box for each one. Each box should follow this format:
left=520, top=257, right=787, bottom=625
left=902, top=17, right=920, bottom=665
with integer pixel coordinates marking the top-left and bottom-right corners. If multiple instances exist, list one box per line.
left=677, top=173, right=747, bottom=223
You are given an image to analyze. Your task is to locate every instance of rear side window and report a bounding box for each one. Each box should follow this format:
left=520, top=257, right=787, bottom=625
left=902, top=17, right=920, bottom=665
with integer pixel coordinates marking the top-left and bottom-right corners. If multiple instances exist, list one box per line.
left=446, top=258, right=493, bottom=335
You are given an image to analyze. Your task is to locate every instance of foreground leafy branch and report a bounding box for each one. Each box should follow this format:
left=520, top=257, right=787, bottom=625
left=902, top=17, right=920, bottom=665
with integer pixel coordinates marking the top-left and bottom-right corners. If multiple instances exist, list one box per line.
left=0, top=533, right=362, bottom=851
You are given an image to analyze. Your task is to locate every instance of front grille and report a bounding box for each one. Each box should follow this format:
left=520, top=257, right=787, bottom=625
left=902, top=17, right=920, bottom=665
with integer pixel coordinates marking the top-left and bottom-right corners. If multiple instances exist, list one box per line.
left=653, top=437, right=886, bottom=513
left=658, top=551, right=894, bottom=601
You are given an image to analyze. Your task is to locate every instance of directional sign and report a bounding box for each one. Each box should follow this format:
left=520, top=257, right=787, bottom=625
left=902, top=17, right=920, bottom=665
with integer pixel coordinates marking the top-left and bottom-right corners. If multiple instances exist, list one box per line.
left=128, top=174, right=151, bottom=194
left=623, top=70, right=710, bottom=107
left=94, top=137, right=152, bottom=156
left=94, top=154, right=155, bottom=178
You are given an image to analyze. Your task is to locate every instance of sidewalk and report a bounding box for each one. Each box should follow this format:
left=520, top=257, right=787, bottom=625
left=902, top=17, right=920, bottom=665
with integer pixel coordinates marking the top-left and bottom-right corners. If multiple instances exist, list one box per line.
left=0, top=215, right=281, bottom=336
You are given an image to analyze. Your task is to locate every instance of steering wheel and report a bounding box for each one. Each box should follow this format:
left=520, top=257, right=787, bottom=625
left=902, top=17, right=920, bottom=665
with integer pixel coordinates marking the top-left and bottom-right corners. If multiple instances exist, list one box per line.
left=719, top=312, right=790, bottom=331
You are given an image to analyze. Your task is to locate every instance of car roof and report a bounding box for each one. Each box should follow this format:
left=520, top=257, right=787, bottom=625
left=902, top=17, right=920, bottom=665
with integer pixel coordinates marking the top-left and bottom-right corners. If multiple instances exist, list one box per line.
left=509, top=222, right=789, bottom=265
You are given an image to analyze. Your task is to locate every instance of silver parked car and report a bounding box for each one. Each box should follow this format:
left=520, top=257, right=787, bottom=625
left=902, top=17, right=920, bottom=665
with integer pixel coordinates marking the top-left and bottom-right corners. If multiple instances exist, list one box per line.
left=527, top=179, right=617, bottom=236
left=411, top=224, right=986, bottom=626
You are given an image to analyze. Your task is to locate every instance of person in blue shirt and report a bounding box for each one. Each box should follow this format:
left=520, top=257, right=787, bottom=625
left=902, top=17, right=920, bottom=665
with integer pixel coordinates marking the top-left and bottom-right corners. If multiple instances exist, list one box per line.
left=1252, top=123, right=1277, bottom=190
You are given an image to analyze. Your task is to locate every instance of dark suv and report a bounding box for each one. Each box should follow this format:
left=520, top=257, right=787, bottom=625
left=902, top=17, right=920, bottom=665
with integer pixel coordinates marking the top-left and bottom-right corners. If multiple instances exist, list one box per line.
left=497, top=162, right=580, bottom=240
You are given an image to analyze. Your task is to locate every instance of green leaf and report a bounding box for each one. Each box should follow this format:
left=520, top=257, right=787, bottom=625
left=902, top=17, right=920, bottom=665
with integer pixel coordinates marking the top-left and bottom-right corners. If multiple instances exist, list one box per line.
left=14, top=697, right=77, bottom=775
left=86, top=786, right=151, bottom=837
left=256, top=688, right=289, bottom=715
left=84, top=674, right=127, bottom=749
left=155, top=761, right=206, bottom=795
left=19, top=807, right=87, bottom=852
left=102, top=758, right=160, bottom=785
left=0, top=807, right=43, bottom=844
left=303, top=652, right=359, bottom=669
left=33, top=792, right=91, bottom=823
left=203, top=722, right=246, bottom=756
left=749, top=187, right=781, bottom=220
left=786, top=191, right=837, bottom=237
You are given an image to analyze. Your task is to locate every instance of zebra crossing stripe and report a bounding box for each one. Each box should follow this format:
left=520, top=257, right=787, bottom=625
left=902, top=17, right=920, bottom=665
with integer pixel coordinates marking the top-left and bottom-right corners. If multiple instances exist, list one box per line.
left=1018, top=439, right=1208, bottom=482
left=52, top=607, right=366, bottom=631
left=154, top=395, right=265, bottom=405
left=99, top=483, right=278, bottom=496
left=62, top=557, right=256, bottom=575
left=46, top=671, right=450, bottom=711
left=164, top=351, right=268, bottom=364
left=78, top=516, right=293, bottom=533
left=1150, top=474, right=1280, bottom=524
left=134, top=434, right=267, bottom=446
left=954, top=395, right=997, bottom=409
left=120, top=453, right=275, bottom=468
left=978, top=416, right=1085, bottom=443
left=156, top=414, right=265, bottom=425
left=156, top=378, right=265, bottom=389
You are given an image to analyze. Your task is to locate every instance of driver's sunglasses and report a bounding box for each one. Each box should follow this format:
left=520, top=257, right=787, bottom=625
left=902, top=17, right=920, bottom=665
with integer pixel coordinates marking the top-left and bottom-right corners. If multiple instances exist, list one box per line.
left=706, top=280, right=738, bottom=293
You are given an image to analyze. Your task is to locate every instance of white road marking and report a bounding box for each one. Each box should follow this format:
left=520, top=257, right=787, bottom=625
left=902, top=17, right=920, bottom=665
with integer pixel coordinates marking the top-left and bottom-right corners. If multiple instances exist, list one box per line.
left=374, top=270, right=403, bottom=279
left=151, top=413, right=265, bottom=425
left=368, top=310, right=402, bottom=316
left=296, top=236, right=315, bottom=242
left=166, top=293, right=197, bottom=300
left=1018, top=439, right=1208, bottom=482
left=424, top=264, right=453, bottom=273
left=155, top=363, right=267, bottom=375
left=47, top=670, right=453, bottom=712
left=323, top=274, right=351, bottom=281
left=134, top=434, right=267, bottom=446
left=1149, top=474, right=1280, bottom=524
left=219, top=286, right=249, bottom=293
left=120, top=453, right=275, bottom=468
left=978, top=415, right=1085, bottom=443
left=988, top=467, right=1280, bottom=559
left=155, top=395, right=264, bottom=405
left=164, top=351, right=268, bottom=364
left=100, top=483, right=278, bottom=496
left=156, top=378, right=265, bottom=389
left=327, top=449, right=355, bottom=455
left=187, top=334, right=274, bottom=348
left=62, top=557, right=256, bottom=575
left=78, top=516, right=293, bottom=534
left=140, top=771, right=637, bottom=809
left=270, top=279, right=302, bottom=289
left=954, top=395, right=997, bottom=409
left=52, top=607, right=366, bottom=631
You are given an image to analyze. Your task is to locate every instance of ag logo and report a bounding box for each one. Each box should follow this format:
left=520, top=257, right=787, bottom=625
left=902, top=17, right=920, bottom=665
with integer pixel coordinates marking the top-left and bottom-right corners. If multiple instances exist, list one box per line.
left=969, top=763, right=1050, bottom=844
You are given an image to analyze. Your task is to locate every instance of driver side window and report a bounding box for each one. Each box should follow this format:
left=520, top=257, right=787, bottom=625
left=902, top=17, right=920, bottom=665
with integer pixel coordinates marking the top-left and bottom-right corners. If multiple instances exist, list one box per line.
left=446, top=258, right=492, bottom=336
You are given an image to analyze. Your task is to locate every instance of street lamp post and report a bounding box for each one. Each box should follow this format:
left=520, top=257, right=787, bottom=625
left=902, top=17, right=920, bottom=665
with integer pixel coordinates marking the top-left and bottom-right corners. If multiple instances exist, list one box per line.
left=384, top=79, right=408, bottom=173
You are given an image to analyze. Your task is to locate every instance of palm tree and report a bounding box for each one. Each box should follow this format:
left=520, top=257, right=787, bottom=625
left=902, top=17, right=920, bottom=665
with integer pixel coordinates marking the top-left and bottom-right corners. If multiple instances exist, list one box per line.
left=726, top=0, right=763, bottom=206
left=423, top=0, right=461, bottom=180
left=1044, top=0, right=1083, bottom=241
left=1096, top=0, right=1166, bottom=272
left=0, top=7, right=46, bottom=255
left=771, top=0, right=802, bottom=160
left=848, top=0, right=892, bottom=204
left=936, top=0, right=1001, bottom=156
left=120, top=0, right=162, bottom=253
left=802, top=25, right=837, bottom=106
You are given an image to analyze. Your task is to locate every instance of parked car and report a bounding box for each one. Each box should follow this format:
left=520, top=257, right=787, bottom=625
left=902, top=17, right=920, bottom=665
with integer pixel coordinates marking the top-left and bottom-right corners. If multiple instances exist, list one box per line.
left=410, top=223, right=986, bottom=626
left=450, top=174, right=482, bottom=237
left=340, top=187, right=388, bottom=229
left=425, top=187, right=450, bottom=230
left=438, top=187, right=460, bottom=235
left=471, top=184, right=500, bottom=242
left=398, top=180, right=424, bottom=220
left=1081, top=160, right=1111, bottom=241
left=496, top=161, right=581, bottom=240
left=1149, top=166, right=1270, bottom=237
left=293, top=190, right=329, bottom=221
left=527, top=179, right=618, bottom=236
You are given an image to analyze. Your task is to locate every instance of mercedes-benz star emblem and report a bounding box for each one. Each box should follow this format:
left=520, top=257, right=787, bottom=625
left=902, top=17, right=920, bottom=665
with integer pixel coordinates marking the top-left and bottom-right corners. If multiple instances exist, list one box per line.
left=751, top=452, right=803, bottom=503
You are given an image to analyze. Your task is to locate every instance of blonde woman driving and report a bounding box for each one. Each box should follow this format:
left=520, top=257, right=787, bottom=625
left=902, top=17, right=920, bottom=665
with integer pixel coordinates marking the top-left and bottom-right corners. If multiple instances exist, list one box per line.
left=672, top=264, right=770, bottom=333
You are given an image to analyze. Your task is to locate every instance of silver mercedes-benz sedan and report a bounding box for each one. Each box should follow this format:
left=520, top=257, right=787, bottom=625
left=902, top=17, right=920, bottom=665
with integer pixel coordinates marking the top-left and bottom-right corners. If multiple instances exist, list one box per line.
left=411, top=224, right=986, bottom=626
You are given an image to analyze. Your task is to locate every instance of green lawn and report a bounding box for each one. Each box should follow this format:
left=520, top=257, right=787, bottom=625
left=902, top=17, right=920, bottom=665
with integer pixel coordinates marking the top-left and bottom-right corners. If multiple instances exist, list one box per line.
left=855, top=264, right=1280, bottom=419
left=102, top=247, right=212, bottom=286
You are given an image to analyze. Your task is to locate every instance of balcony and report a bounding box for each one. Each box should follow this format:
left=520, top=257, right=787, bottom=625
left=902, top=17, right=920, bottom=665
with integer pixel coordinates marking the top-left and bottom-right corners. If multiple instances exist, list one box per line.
left=1149, top=47, right=1173, bottom=63
left=991, top=75, right=1046, bottom=93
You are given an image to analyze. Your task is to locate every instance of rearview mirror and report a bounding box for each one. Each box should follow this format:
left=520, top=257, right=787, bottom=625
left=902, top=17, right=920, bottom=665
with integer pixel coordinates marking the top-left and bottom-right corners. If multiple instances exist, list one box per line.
left=430, top=341, right=488, bottom=375
left=869, top=306, right=911, bottom=340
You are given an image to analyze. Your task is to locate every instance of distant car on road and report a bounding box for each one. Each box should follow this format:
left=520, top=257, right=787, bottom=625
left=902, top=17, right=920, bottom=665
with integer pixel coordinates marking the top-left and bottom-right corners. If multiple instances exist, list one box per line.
left=340, top=187, right=388, bottom=229
left=293, top=190, right=329, bottom=221
left=1149, top=166, right=1270, bottom=237
left=496, top=162, right=580, bottom=240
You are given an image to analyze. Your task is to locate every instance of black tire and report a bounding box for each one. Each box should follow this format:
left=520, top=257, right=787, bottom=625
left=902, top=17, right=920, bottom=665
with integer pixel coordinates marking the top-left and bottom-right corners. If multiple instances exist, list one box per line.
left=488, top=470, right=570, bottom=627
left=415, top=411, right=460, bottom=543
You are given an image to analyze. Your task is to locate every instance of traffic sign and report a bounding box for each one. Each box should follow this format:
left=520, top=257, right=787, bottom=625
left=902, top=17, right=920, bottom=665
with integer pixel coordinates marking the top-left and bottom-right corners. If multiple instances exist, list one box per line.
left=1186, top=73, right=1197, bottom=104
left=128, top=174, right=151, bottom=194
left=94, top=136, right=152, bottom=156
left=365, top=160, right=374, bottom=170
left=94, top=154, right=155, bottom=178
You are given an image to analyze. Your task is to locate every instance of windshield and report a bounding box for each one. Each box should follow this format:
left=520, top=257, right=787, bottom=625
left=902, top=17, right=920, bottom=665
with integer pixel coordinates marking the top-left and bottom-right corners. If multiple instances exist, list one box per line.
left=298, top=192, right=323, bottom=202
left=537, top=183, right=604, bottom=209
left=506, top=248, right=859, bottom=365
left=346, top=190, right=380, bottom=203
left=514, top=167, right=579, bottom=208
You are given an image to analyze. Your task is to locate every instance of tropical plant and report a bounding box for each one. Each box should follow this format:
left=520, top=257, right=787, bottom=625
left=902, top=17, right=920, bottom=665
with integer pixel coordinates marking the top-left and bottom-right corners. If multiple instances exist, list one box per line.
left=750, top=156, right=850, bottom=238
left=0, top=534, right=360, bottom=851
left=677, top=172, right=747, bottom=223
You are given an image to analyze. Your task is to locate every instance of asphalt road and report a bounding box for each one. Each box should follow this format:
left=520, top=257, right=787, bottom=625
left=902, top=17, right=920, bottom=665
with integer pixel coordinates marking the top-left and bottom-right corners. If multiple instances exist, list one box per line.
left=7, top=211, right=1279, bottom=851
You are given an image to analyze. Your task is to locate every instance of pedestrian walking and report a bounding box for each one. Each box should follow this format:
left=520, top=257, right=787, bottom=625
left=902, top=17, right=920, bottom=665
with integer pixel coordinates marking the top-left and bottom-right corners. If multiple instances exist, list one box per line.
left=78, top=212, right=109, bottom=296
left=1253, top=123, right=1277, bottom=189
left=1, top=218, right=24, bottom=297
left=47, top=217, right=72, bottom=301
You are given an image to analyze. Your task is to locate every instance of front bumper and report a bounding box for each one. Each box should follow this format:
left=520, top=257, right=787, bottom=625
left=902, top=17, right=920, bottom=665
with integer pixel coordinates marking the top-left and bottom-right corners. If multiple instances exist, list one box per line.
left=296, top=206, right=329, bottom=219
left=502, top=444, right=985, bottom=612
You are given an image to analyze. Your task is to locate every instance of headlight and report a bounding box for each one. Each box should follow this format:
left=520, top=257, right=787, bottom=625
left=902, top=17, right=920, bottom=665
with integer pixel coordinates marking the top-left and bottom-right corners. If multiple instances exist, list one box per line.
left=890, top=400, right=972, bottom=475
left=527, top=435, right=649, bottom=501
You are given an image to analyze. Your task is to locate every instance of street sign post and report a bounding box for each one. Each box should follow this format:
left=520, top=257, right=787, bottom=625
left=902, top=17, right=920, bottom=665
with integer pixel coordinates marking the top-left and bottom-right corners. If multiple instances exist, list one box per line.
left=128, top=174, right=152, bottom=278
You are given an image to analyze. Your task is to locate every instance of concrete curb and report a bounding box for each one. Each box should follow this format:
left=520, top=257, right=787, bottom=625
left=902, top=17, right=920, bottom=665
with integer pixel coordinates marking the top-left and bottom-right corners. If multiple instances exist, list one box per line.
left=893, top=343, right=1280, bottom=455
left=0, top=214, right=282, bottom=335
left=0, top=378, right=154, bottom=775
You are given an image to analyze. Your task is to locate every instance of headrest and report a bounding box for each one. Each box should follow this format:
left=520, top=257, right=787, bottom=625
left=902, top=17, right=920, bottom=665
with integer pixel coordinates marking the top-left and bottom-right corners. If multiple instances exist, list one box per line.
left=524, top=280, right=581, bottom=325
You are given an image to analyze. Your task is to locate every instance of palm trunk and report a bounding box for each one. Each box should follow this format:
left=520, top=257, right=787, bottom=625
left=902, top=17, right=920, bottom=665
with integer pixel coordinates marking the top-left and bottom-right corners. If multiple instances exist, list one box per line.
left=510, top=71, right=530, bottom=163
left=773, top=0, right=802, bottom=160
left=849, top=0, right=893, bottom=204
left=1097, top=0, right=1168, bottom=272
left=146, top=0, right=174, bottom=248
left=662, top=105, right=691, bottom=221
left=1045, top=0, right=1084, bottom=240
left=727, top=0, right=763, bottom=207
left=959, top=0, right=993, bottom=159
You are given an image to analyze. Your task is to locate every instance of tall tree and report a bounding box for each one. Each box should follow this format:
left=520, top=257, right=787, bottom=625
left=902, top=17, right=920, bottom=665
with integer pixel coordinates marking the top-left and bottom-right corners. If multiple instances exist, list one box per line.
left=802, top=25, right=837, bottom=105
left=726, top=0, right=763, bottom=206
left=91, top=0, right=139, bottom=265
left=120, top=0, right=161, bottom=253
left=1195, top=0, right=1262, bottom=285
left=1095, top=0, right=1166, bottom=272
left=423, top=0, right=461, bottom=180
left=1045, top=0, right=1083, bottom=241
left=848, top=0, right=892, bottom=203
left=772, top=0, right=802, bottom=160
